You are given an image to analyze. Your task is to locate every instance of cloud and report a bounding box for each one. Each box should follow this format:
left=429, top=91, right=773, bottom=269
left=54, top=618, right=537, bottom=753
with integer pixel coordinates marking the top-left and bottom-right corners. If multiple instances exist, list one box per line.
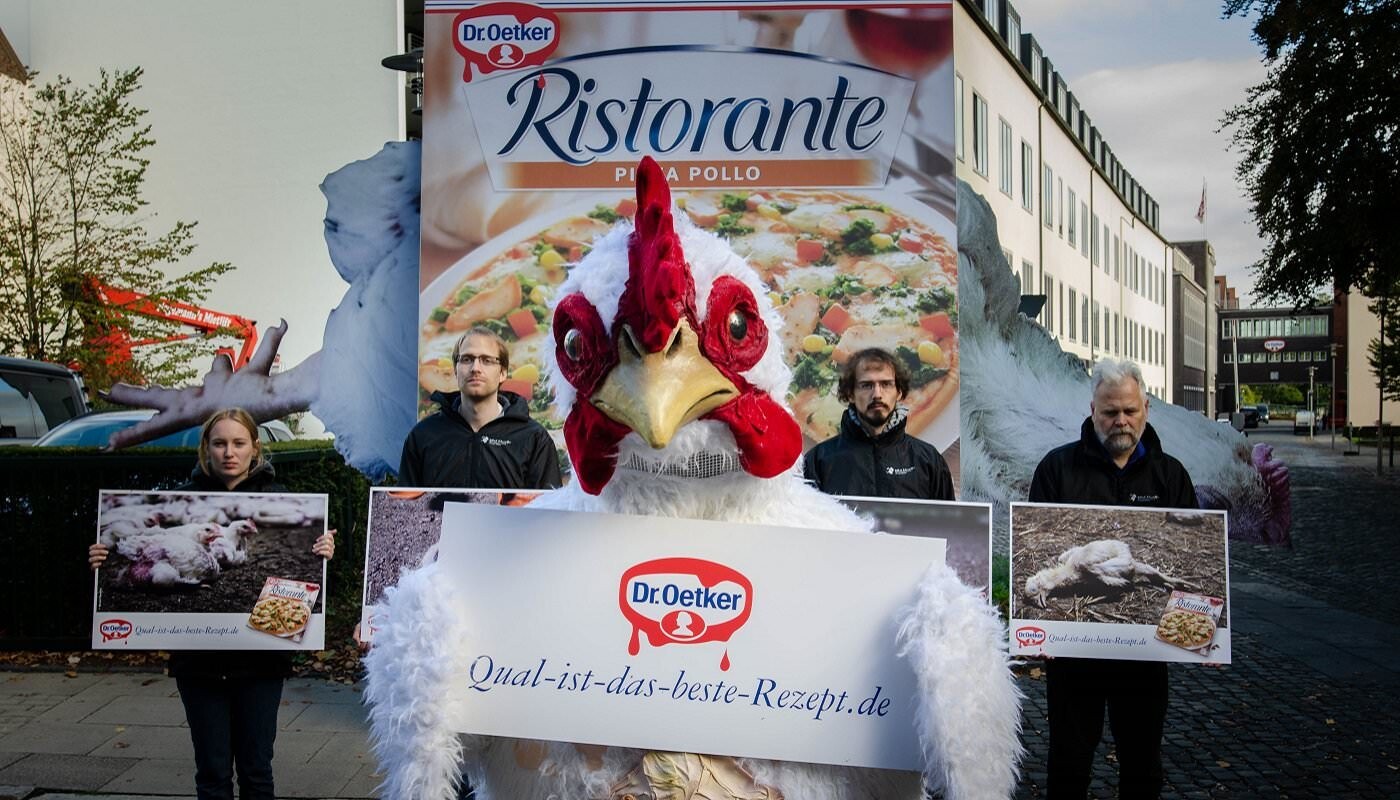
left=1068, top=57, right=1268, bottom=303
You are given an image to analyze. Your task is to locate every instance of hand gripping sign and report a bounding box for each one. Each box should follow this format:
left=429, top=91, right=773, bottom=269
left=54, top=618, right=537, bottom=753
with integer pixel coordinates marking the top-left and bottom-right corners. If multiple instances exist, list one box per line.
left=452, top=2, right=560, bottom=80
left=619, top=557, right=752, bottom=671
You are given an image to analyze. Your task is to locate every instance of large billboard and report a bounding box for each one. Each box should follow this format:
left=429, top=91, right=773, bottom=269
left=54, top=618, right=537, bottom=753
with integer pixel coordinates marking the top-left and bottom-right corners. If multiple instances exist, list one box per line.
left=419, top=1, right=960, bottom=463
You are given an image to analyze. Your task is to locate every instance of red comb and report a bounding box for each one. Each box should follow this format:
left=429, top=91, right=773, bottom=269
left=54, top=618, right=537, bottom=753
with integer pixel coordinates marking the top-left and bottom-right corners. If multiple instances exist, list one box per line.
left=618, top=156, right=696, bottom=353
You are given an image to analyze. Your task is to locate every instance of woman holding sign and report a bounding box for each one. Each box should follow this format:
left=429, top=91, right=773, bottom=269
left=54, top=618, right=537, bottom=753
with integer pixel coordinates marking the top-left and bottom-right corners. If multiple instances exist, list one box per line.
left=88, top=408, right=335, bottom=800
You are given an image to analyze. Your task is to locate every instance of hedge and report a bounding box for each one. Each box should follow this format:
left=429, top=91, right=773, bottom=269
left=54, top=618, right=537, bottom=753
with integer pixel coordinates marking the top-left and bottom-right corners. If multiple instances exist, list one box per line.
left=0, top=441, right=372, bottom=650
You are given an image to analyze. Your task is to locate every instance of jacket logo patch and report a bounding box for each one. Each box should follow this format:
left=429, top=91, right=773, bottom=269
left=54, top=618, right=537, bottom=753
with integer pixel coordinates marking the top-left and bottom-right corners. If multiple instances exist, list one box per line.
left=885, top=466, right=916, bottom=476
left=1129, top=493, right=1159, bottom=503
left=480, top=435, right=512, bottom=447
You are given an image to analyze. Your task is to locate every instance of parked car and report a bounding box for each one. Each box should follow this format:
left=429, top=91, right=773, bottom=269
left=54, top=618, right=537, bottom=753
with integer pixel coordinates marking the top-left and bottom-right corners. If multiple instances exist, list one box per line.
left=32, top=409, right=294, bottom=448
left=0, top=357, right=90, bottom=445
left=1239, top=405, right=1261, bottom=429
left=1293, top=410, right=1322, bottom=435
left=1255, top=404, right=1271, bottom=424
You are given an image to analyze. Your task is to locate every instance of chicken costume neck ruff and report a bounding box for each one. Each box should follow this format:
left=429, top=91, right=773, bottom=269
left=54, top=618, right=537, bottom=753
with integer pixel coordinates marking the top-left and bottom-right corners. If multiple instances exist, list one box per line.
left=363, top=158, right=1023, bottom=800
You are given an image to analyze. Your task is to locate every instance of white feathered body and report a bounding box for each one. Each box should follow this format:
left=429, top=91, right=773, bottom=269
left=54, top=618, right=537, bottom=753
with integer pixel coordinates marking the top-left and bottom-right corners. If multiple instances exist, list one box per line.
left=365, top=467, right=1022, bottom=800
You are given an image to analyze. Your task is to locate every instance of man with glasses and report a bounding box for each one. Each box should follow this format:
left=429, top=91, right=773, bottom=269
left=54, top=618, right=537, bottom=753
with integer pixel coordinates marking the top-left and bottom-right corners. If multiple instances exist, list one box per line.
left=802, top=347, right=955, bottom=500
left=398, top=327, right=562, bottom=489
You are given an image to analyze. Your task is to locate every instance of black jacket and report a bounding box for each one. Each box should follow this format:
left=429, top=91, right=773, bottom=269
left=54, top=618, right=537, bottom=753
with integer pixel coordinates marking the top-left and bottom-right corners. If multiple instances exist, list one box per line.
left=398, top=390, right=562, bottom=489
left=803, top=409, right=955, bottom=500
left=1028, top=418, right=1197, bottom=510
left=168, top=461, right=294, bottom=681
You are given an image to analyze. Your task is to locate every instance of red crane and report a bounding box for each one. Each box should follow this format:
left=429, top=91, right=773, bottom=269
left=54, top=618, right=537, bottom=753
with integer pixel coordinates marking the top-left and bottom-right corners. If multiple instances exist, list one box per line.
left=81, top=279, right=259, bottom=380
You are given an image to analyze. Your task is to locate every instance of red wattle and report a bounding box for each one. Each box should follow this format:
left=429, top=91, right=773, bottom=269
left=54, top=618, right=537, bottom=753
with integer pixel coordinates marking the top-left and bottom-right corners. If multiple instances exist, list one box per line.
left=564, top=401, right=632, bottom=495
left=704, top=391, right=803, bottom=478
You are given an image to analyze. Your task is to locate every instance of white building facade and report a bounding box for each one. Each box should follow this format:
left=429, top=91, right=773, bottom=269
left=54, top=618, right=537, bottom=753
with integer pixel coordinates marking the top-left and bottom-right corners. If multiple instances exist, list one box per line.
left=952, top=0, right=1172, bottom=397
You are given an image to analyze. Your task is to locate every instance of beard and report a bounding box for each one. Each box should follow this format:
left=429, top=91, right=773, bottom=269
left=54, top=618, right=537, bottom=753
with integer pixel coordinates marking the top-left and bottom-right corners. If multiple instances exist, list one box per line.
left=1099, top=429, right=1139, bottom=456
left=857, top=402, right=893, bottom=429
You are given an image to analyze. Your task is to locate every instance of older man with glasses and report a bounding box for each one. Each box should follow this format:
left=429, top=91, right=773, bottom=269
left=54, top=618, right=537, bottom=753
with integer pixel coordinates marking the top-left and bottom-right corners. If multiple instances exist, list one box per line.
left=397, top=326, right=562, bottom=490
left=802, top=347, right=955, bottom=501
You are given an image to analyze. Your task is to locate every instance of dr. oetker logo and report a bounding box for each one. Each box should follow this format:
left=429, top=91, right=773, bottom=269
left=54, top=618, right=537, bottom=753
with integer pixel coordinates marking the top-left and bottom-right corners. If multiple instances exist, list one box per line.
left=1015, top=626, right=1047, bottom=648
left=619, top=557, right=751, bottom=671
left=99, top=619, right=133, bottom=642
left=452, top=2, right=560, bottom=81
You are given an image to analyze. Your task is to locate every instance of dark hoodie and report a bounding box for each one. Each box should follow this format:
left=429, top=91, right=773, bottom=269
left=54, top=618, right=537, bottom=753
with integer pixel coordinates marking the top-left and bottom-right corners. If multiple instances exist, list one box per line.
left=1028, top=417, right=1197, bottom=509
left=398, top=390, right=562, bottom=489
left=167, top=461, right=294, bottom=681
left=803, top=407, right=956, bottom=500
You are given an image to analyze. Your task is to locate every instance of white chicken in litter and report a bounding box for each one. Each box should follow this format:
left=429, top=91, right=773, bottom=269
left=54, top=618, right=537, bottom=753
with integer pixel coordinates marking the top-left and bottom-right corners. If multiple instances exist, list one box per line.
left=1023, top=539, right=1186, bottom=608
left=111, top=532, right=222, bottom=588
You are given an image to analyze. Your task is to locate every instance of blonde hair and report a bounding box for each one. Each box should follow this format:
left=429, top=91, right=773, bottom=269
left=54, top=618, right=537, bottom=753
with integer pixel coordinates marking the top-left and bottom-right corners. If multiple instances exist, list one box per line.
left=196, top=408, right=265, bottom=477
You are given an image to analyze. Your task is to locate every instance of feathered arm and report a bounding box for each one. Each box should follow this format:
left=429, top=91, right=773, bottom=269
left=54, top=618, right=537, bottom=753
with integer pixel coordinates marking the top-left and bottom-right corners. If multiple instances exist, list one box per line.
left=898, top=563, right=1024, bottom=799
left=363, top=561, right=486, bottom=800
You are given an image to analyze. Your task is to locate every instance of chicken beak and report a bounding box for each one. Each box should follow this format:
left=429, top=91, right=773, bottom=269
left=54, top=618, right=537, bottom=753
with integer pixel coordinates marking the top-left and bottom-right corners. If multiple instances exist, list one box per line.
left=590, top=321, right=738, bottom=449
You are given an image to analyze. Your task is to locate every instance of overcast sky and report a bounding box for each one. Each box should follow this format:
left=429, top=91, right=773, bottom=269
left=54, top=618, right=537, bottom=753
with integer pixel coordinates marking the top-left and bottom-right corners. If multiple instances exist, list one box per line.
left=1013, top=0, right=1268, bottom=306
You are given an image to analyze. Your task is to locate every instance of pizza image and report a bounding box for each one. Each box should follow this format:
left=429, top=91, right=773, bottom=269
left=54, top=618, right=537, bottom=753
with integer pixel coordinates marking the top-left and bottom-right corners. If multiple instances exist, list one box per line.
left=1154, top=609, right=1216, bottom=651
left=248, top=595, right=311, bottom=637
left=419, top=189, right=958, bottom=448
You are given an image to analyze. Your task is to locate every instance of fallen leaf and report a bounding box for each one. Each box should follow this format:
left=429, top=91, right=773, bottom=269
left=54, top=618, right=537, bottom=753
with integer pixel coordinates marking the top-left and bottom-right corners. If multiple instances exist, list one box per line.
left=1326, top=718, right=1336, bottom=725
left=1216, top=760, right=1230, bottom=768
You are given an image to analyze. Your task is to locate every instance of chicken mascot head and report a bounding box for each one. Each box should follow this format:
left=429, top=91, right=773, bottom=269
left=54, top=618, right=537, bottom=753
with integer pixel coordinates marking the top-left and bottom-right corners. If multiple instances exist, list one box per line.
left=364, top=157, right=1023, bottom=800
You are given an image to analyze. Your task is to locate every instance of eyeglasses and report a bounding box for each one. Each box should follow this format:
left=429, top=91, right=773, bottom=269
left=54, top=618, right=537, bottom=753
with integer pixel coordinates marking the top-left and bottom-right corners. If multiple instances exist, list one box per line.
left=855, top=379, right=897, bottom=392
left=456, top=354, right=501, bottom=367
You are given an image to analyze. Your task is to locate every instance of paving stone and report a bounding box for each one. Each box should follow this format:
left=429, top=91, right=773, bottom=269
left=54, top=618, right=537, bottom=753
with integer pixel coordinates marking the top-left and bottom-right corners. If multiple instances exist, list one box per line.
left=99, top=758, right=195, bottom=796
left=282, top=679, right=365, bottom=706
left=86, top=725, right=193, bottom=761
left=335, top=763, right=383, bottom=799
left=0, top=753, right=134, bottom=791
left=281, top=702, right=368, bottom=733
left=0, top=675, right=102, bottom=699
left=0, top=723, right=124, bottom=756
left=269, top=730, right=333, bottom=765
left=307, top=730, right=375, bottom=768
left=70, top=675, right=178, bottom=703
left=270, top=760, right=355, bottom=798
left=0, top=754, right=20, bottom=771
left=80, top=696, right=186, bottom=728
left=31, top=696, right=112, bottom=725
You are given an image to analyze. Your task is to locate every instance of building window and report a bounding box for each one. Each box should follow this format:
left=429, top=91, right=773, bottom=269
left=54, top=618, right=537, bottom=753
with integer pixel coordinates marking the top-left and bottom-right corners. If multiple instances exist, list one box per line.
left=1080, top=202, right=1089, bottom=257
left=1082, top=298, right=1090, bottom=344
left=1067, top=188, right=1077, bottom=247
left=955, top=74, right=965, bottom=162
left=998, top=118, right=1013, bottom=196
left=1059, top=284, right=1066, bottom=335
left=1042, top=164, right=1054, bottom=227
left=1114, top=312, right=1120, bottom=353
left=973, top=93, right=989, bottom=176
left=1269, top=352, right=1281, bottom=363
left=1093, top=301, right=1101, bottom=347
left=1316, top=350, right=1326, bottom=361
left=1057, top=177, right=1065, bottom=236
left=1003, top=248, right=1014, bottom=275
left=1284, top=351, right=1296, bottom=362
left=1103, top=224, right=1111, bottom=274
left=1224, top=352, right=1233, bottom=364
left=1020, top=141, right=1034, bottom=211
left=1044, top=274, right=1055, bottom=334
left=1091, top=214, right=1100, bottom=265
left=1113, top=235, right=1121, bottom=282
left=1022, top=260, right=1035, bottom=300
left=1068, top=288, right=1078, bottom=340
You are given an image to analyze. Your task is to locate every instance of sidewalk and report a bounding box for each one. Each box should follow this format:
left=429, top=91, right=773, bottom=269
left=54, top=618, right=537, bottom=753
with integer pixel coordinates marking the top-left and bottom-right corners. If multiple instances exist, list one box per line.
left=2, top=427, right=1397, bottom=799
left=0, top=676, right=377, bottom=799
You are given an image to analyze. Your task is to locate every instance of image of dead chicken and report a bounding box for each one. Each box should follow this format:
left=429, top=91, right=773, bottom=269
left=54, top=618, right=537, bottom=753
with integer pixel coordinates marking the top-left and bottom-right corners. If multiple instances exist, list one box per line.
left=1011, top=505, right=1227, bottom=625
left=95, top=491, right=327, bottom=615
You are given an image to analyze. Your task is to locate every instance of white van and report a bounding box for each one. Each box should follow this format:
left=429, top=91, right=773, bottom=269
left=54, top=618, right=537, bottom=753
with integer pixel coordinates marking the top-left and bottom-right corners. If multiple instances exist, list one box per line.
left=1293, top=409, right=1318, bottom=435
left=0, top=357, right=90, bottom=445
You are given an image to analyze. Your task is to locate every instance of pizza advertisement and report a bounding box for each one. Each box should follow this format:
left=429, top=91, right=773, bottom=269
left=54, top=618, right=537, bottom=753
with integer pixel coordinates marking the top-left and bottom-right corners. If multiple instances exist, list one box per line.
left=420, top=3, right=959, bottom=457
left=247, top=577, right=321, bottom=643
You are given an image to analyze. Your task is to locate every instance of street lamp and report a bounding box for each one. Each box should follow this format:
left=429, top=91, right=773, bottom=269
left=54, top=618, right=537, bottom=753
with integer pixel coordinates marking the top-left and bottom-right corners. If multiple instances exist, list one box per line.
left=1308, top=365, right=1316, bottom=442
left=1330, top=343, right=1338, bottom=449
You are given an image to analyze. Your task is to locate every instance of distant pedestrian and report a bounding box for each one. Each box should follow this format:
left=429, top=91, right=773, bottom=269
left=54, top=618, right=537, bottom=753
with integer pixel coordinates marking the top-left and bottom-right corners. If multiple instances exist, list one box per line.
left=1028, top=359, right=1197, bottom=799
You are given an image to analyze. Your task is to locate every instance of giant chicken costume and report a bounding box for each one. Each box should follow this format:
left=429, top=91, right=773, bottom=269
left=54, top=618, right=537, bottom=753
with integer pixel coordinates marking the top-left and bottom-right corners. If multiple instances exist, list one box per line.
left=363, top=158, right=1024, bottom=799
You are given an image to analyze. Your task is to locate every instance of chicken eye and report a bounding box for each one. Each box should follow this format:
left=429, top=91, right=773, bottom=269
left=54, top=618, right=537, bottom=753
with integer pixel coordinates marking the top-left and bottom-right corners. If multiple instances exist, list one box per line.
left=562, top=328, right=582, bottom=361
left=727, top=309, right=748, bottom=341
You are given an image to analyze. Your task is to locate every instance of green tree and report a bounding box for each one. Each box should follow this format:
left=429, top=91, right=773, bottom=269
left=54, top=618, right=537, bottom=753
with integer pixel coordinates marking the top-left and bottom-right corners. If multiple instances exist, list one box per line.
left=1222, top=0, right=1398, bottom=305
left=0, top=67, right=232, bottom=391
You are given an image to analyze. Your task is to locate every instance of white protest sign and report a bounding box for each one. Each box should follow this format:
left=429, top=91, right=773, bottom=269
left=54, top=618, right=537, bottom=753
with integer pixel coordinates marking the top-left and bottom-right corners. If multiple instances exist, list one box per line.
left=1009, top=502, right=1231, bottom=664
left=436, top=503, right=949, bottom=771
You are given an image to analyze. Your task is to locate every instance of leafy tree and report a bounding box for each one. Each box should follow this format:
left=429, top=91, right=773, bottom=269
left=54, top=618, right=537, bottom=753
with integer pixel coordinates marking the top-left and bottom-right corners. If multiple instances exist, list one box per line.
left=0, top=67, right=232, bottom=391
left=1221, top=0, right=1398, bottom=305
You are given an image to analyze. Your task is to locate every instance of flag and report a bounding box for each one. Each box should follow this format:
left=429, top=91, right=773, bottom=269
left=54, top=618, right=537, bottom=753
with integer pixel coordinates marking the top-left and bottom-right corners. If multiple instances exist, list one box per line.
left=1195, top=181, right=1207, bottom=224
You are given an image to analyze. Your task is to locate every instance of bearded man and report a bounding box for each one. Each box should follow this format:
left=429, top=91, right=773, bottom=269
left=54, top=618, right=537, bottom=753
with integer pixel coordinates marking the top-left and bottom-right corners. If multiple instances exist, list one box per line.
left=1028, top=358, right=1198, bottom=800
left=803, top=347, right=955, bottom=500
